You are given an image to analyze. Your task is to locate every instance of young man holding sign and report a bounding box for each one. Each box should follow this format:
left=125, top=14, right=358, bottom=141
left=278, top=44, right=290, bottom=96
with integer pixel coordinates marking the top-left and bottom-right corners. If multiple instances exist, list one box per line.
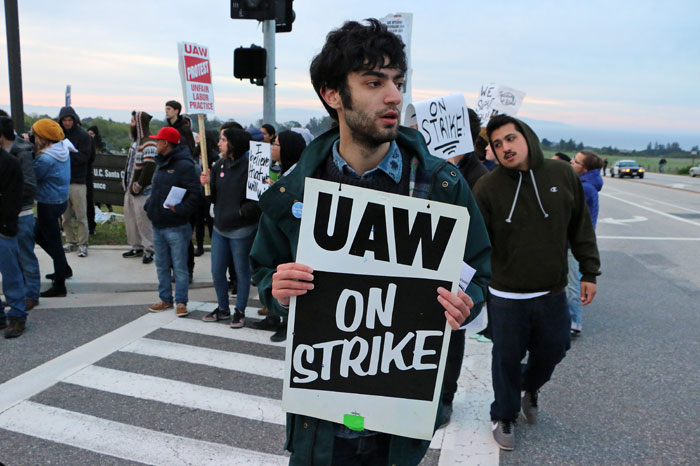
left=250, top=19, right=491, bottom=465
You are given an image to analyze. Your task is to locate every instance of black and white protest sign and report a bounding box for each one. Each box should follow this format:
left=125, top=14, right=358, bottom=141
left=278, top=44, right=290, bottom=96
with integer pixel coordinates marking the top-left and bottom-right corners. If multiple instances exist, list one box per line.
left=283, top=179, right=469, bottom=440
left=405, top=93, right=474, bottom=158
left=246, top=141, right=271, bottom=201
left=475, top=83, right=526, bottom=127
left=380, top=12, right=413, bottom=109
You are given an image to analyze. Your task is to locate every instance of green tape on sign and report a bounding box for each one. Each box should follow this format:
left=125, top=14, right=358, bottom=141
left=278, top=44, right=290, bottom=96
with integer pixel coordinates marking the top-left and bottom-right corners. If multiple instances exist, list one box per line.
left=343, top=414, right=365, bottom=432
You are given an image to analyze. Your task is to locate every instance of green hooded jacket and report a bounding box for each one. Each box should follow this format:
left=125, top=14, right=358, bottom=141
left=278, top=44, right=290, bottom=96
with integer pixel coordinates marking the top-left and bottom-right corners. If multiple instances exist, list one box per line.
left=249, top=126, right=492, bottom=466
left=473, top=118, right=600, bottom=292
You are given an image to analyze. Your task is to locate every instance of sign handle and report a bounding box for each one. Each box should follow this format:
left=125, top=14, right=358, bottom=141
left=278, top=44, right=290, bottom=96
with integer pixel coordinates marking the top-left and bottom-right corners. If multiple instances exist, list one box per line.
left=198, top=113, right=210, bottom=196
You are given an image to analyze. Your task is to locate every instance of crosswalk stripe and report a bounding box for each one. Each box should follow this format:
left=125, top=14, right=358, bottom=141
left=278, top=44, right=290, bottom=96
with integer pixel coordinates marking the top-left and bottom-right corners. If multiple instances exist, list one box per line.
left=64, top=365, right=285, bottom=425
left=0, top=401, right=288, bottom=465
left=120, top=338, right=285, bottom=379
left=163, top=318, right=286, bottom=347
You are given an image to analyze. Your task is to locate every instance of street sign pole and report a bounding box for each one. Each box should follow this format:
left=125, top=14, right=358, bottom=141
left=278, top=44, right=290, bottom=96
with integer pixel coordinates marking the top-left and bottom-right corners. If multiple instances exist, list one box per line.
left=4, top=0, right=24, bottom=133
left=263, top=19, right=276, bottom=126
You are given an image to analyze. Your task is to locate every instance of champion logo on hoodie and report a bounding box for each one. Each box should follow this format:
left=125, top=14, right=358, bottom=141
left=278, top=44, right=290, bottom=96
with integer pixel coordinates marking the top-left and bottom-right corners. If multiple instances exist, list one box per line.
left=550, top=187, right=559, bottom=192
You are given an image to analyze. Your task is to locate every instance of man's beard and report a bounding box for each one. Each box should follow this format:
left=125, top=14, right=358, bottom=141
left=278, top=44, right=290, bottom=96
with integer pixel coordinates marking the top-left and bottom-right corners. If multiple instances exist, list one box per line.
left=344, top=107, right=399, bottom=148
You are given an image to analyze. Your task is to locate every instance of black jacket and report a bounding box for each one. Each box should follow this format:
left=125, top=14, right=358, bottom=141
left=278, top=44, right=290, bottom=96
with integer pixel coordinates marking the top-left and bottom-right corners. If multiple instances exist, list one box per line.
left=168, top=115, right=196, bottom=156
left=10, top=138, right=37, bottom=210
left=208, top=154, right=260, bottom=231
left=0, top=148, right=24, bottom=237
left=145, top=143, right=202, bottom=228
left=58, top=106, right=95, bottom=184
left=457, top=151, right=489, bottom=189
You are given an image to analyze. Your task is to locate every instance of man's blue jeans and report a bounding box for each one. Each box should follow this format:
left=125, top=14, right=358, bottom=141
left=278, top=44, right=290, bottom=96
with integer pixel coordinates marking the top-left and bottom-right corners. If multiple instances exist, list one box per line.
left=153, top=224, right=191, bottom=305
left=488, top=291, right=571, bottom=421
left=17, top=214, right=41, bottom=300
left=210, top=229, right=255, bottom=312
left=0, top=235, right=28, bottom=321
left=566, top=251, right=583, bottom=331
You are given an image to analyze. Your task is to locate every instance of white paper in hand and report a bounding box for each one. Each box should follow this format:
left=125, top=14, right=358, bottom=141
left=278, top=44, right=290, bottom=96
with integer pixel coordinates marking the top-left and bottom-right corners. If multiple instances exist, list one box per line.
left=163, top=186, right=186, bottom=209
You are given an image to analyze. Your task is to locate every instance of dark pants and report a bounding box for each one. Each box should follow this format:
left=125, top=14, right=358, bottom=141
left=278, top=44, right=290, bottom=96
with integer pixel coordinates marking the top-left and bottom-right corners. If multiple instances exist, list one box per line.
left=86, top=172, right=95, bottom=233
left=441, top=329, right=466, bottom=405
left=331, top=434, right=390, bottom=466
left=194, top=200, right=213, bottom=249
left=35, top=202, right=71, bottom=280
left=489, top=291, right=571, bottom=421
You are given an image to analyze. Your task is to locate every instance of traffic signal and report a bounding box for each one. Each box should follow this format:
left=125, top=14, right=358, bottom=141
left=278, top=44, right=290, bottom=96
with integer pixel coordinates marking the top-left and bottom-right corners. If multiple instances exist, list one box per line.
left=234, top=46, right=267, bottom=85
left=275, top=0, right=295, bottom=33
left=230, top=0, right=275, bottom=21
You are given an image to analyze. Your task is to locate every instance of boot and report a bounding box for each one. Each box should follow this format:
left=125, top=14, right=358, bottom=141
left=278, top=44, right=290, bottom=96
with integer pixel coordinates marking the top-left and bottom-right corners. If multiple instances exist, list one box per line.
left=40, top=280, right=67, bottom=298
left=46, top=266, right=73, bottom=280
left=4, top=317, right=26, bottom=338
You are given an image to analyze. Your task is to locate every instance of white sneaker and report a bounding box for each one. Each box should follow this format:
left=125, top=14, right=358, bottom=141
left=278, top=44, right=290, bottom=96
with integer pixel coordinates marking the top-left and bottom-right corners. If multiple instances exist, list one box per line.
left=77, top=245, right=88, bottom=257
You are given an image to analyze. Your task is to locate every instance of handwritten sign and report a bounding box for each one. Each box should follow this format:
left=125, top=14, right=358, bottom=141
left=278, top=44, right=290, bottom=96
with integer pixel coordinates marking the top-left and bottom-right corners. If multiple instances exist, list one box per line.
left=475, top=83, right=525, bottom=127
left=405, top=93, right=474, bottom=159
left=283, top=179, right=469, bottom=440
left=177, top=41, right=215, bottom=115
left=380, top=13, right=413, bottom=109
left=246, top=141, right=271, bottom=201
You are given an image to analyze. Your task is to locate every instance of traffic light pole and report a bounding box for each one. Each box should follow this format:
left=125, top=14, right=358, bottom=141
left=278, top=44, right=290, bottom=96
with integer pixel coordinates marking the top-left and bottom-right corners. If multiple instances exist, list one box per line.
left=263, top=19, right=275, bottom=126
left=4, top=0, right=24, bottom=133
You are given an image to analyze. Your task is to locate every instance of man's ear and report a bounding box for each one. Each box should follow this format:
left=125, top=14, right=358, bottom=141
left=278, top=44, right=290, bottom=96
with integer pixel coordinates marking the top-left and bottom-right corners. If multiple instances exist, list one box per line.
left=320, top=87, right=342, bottom=113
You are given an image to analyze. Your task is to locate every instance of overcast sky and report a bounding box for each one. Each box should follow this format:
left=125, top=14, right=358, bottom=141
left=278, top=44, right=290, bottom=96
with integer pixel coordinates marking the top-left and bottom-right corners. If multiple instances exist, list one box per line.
left=1, top=0, right=698, bottom=149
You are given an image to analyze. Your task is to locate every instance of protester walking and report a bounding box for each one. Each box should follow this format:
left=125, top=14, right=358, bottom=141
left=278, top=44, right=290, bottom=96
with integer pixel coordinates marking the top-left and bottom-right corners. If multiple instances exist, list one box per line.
left=250, top=19, right=491, bottom=465
left=473, top=115, right=600, bottom=451
left=57, top=106, right=95, bottom=258
left=568, top=150, right=603, bottom=336
left=199, top=128, right=259, bottom=328
left=122, top=111, right=157, bottom=264
left=145, top=127, right=202, bottom=317
left=31, top=119, right=74, bottom=298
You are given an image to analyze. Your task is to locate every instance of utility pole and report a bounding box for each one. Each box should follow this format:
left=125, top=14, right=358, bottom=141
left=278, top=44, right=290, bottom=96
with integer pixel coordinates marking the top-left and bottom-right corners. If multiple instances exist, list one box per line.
left=262, top=19, right=276, bottom=125
left=4, top=0, right=24, bottom=133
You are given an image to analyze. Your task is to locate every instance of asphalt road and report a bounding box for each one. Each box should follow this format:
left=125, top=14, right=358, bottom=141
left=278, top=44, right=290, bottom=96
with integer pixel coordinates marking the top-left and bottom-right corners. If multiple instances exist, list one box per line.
left=502, top=175, right=700, bottom=465
left=1, top=174, right=698, bottom=465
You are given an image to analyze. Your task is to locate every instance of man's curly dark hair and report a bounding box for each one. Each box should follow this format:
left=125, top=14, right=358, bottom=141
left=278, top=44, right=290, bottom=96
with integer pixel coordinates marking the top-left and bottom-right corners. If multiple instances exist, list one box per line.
left=309, top=19, right=407, bottom=121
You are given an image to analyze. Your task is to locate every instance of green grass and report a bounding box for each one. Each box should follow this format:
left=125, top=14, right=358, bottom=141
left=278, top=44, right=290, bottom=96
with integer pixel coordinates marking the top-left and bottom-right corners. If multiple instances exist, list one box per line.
left=542, top=150, right=697, bottom=175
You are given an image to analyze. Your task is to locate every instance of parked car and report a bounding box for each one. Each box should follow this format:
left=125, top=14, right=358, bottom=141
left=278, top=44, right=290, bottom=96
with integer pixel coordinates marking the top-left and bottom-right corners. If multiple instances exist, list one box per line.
left=611, top=160, right=645, bottom=178
left=689, top=164, right=700, bottom=177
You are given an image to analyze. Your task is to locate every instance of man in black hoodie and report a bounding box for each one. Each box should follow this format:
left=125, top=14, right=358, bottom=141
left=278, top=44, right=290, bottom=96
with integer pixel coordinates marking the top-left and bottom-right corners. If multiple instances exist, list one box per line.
left=473, top=115, right=600, bottom=451
left=57, top=106, right=95, bottom=257
left=0, top=146, right=28, bottom=338
left=145, top=127, right=202, bottom=318
left=165, top=100, right=195, bottom=155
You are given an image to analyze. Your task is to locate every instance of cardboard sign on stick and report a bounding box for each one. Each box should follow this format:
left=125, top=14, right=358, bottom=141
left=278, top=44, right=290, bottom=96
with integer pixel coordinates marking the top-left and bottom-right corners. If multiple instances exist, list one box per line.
left=246, top=141, right=271, bottom=201
left=405, top=93, right=474, bottom=159
left=177, top=41, right=215, bottom=115
left=475, top=83, right=525, bottom=127
left=283, top=179, right=469, bottom=440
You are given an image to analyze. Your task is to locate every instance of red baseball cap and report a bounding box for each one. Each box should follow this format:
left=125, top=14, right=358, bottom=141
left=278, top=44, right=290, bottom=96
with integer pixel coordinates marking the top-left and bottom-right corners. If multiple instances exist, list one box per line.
left=149, top=126, right=181, bottom=144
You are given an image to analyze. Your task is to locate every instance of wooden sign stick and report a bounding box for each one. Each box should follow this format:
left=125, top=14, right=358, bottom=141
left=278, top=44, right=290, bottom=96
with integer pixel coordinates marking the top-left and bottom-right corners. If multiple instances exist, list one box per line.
left=198, top=113, right=210, bottom=196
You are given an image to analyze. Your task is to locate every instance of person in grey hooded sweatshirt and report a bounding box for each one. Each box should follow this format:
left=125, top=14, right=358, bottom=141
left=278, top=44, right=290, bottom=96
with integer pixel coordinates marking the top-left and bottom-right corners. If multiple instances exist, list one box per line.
left=31, top=119, right=75, bottom=298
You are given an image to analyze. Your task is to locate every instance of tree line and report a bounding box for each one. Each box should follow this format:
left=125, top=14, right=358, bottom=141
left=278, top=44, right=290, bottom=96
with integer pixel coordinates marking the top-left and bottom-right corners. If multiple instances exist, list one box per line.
left=541, top=137, right=698, bottom=158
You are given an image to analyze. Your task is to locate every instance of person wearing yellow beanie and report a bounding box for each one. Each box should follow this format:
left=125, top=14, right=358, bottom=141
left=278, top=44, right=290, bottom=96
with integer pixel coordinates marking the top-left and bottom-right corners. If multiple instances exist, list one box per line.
left=31, top=118, right=64, bottom=143
left=31, top=119, right=75, bottom=298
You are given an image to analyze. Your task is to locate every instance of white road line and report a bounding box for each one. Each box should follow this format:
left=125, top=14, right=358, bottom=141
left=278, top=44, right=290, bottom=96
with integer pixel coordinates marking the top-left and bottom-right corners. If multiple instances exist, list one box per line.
left=163, top=318, right=286, bottom=347
left=600, top=192, right=700, bottom=228
left=120, top=338, right=285, bottom=379
left=0, top=310, right=179, bottom=415
left=604, top=187, right=700, bottom=214
left=598, top=235, right=700, bottom=241
left=65, top=365, right=285, bottom=425
left=0, top=401, right=288, bottom=466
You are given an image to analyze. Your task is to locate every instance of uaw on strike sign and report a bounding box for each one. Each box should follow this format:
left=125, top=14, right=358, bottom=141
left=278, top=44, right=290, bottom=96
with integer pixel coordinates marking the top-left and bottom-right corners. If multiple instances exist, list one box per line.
left=177, top=42, right=215, bottom=114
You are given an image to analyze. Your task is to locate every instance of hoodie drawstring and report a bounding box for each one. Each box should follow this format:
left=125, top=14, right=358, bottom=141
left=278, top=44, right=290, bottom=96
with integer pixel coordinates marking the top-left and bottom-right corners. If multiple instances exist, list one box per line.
left=505, top=172, right=522, bottom=223
left=529, top=169, right=549, bottom=219
left=505, top=170, right=549, bottom=223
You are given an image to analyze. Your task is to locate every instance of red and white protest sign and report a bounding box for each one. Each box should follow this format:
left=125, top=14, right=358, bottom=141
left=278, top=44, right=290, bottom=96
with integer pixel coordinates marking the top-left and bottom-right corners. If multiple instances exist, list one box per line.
left=177, top=41, right=215, bottom=114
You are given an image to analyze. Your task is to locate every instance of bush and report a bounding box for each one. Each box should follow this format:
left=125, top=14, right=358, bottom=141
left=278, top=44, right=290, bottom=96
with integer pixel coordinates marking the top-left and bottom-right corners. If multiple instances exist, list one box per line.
left=677, top=166, right=691, bottom=175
